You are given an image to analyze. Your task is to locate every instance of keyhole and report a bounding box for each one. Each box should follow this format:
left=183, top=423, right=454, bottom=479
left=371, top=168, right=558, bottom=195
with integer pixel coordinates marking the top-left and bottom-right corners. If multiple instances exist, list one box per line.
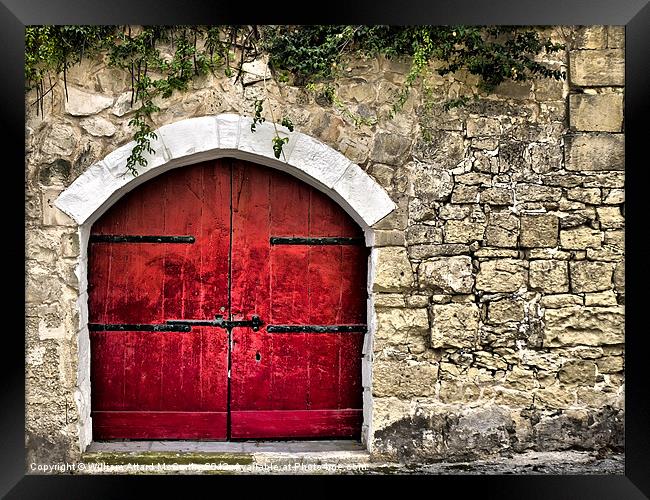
left=255, top=352, right=261, bottom=362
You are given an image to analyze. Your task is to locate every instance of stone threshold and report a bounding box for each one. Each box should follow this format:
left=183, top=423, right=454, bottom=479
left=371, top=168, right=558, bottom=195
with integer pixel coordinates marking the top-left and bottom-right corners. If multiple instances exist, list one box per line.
left=78, top=445, right=623, bottom=475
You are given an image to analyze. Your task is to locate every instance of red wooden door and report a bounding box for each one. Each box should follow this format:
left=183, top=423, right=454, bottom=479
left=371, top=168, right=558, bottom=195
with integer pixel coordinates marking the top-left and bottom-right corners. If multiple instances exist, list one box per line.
left=89, top=158, right=367, bottom=440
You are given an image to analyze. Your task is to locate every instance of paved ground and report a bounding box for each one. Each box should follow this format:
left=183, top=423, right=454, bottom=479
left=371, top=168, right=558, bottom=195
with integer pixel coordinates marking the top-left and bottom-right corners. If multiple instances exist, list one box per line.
left=78, top=441, right=624, bottom=475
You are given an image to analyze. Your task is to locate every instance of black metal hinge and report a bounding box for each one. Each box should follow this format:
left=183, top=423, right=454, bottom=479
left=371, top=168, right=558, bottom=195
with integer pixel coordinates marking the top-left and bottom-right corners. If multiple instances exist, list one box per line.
left=166, top=315, right=263, bottom=332
left=266, top=324, right=367, bottom=333
left=90, top=235, right=195, bottom=244
left=270, top=237, right=364, bottom=246
left=89, top=323, right=191, bottom=332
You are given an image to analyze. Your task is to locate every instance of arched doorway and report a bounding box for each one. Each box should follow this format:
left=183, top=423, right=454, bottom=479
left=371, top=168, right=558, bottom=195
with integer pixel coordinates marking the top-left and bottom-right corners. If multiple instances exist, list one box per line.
left=88, top=158, right=368, bottom=440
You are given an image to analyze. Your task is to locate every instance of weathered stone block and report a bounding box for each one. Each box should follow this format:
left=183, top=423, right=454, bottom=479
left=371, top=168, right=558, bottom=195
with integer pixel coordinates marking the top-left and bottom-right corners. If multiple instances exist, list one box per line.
left=451, top=185, right=479, bottom=204
left=566, top=187, right=601, bottom=205
left=373, top=230, right=406, bottom=247
left=607, top=26, right=625, bottom=49
left=64, top=86, right=114, bottom=116
left=370, top=132, right=411, bottom=165
left=569, top=261, right=614, bottom=292
left=530, top=260, right=569, bottom=293
left=540, top=294, right=583, bottom=308
left=559, top=360, right=597, bottom=386
left=480, top=187, right=513, bottom=205
left=373, top=360, right=438, bottom=398
left=430, top=303, right=479, bottom=348
left=560, top=227, right=602, bottom=249
left=408, top=243, right=469, bottom=260
left=418, top=256, right=474, bottom=293
left=410, top=162, right=454, bottom=200
left=485, top=212, right=519, bottom=248
left=570, top=49, right=624, bottom=86
left=535, top=386, right=576, bottom=409
left=466, top=117, right=501, bottom=137
left=372, top=247, right=413, bottom=292
left=569, top=93, right=623, bottom=132
left=544, top=306, right=624, bottom=346
left=597, top=206, right=624, bottom=229
left=585, top=291, right=618, bottom=306
left=42, top=188, right=75, bottom=226
left=375, top=307, right=430, bottom=345
left=487, top=299, right=525, bottom=324
left=80, top=116, right=117, bottom=137
left=405, top=224, right=443, bottom=245
left=566, top=134, right=625, bottom=171
left=515, top=184, right=563, bottom=202
left=476, top=259, right=528, bottom=292
left=574, top=26, right=607, bottom=49
left=520, top=214, right=559, bottom=248
left=444, top=220, right=485, bottom=243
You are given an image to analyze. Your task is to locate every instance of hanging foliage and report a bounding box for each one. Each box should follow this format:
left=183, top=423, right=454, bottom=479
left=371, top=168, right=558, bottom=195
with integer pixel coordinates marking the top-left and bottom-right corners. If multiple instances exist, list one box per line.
left=26, top=25, right=565, bottom=176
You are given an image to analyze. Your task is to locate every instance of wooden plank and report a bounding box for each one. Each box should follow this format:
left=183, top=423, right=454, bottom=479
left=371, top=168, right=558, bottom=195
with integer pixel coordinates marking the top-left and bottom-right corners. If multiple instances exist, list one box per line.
left=92, top=411, right=228, bottom=440
left=230, top=410, right=362, bottom=439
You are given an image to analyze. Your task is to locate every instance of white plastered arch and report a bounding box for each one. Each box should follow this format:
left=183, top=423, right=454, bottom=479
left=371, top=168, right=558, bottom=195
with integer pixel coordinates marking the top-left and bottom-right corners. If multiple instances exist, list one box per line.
left=55, top=114, right=395, bottom=452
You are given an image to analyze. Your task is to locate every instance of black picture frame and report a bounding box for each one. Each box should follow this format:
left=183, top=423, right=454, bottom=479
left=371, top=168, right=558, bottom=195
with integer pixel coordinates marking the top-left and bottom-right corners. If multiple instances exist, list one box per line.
left=4, top=1, right=648, bottom=497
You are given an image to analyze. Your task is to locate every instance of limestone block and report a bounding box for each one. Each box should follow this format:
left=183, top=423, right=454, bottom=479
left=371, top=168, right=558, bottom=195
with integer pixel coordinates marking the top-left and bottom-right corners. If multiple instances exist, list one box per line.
left=466, top=117, right=501, bottom=137
left=64, top=86, right=114, bottom=116
left=79, top=116, right=117, bottom=137
left=566, top=187, right=601, bottom=205
left=534, top=386, right=577, bottom=409
left=540, top=294, right=583, bottom=308
left=372, top=247, right=413, bottom=292
left=40, top=124, right=79, bottom=158
left=373, top=359, right=438, bottom=398
left=566, top=134, right=625, bottom=171
left=597, top=206, right=624, bottom=229
left=370, top=131, right=411, bottom=165
left=451, top=185, right=479, bottom=203
left=585, top=291, right=618, bottom=306
left=559, top=360, right=597, bottom=386
left=410, top=162, right=454, bottom=200
left=372, top=230, right=406, bottom=247
left=515, top=184, right=563, bottom=202
left=42, top=188, right=75, bottom=226
left=373, top=293, right=406, bottom=308
left=574, top=26, right=607, bottom=49
left=569, top=261, right=614, bottom=292
left=543, top=306, right=624, bottom=346
left=375, top=307, right=430, bottom=345
left=444, top=219, right=485, bottom=243
left=487, top=299, right=525, bottom=324
left=530, top=260, right=569, bottom=293
left=430, top=303, right=479, bottom=348
left=418, top=256, right=474, bottom=293
left=607, top=26, right=625, bottom=49
left=480, top=187, right=513, bottom=205
left=519, top=214, right=559, bottom=248
left=485, top=212, right=519, bottom=247
left=559, top=227, right=602, bottom=249
left=112, top=92, right=135, bottom=117
left=570, top=49, right=624, bottom=86
left=603, top=189, right=624, bottom=205
left=408, top=243, right=470, bottom=260
left=476, top=259, right=528, bottom=292
left=613, top=260, right=624, bottom=292
left=405, top=224, right=443, bottom=245
left=569, top=93, right=623, bottom=132
left=596, top=355, right=624, bottom=373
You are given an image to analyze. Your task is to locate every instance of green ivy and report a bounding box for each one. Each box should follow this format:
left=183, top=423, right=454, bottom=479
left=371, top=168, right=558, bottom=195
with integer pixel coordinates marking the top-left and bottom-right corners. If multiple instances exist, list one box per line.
left=26, top=25, right=565, bottom=175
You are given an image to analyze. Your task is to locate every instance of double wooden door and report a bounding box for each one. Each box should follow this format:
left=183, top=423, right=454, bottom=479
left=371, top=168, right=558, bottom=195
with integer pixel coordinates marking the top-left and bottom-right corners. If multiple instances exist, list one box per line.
left=88, top=158, right=367, bottom=440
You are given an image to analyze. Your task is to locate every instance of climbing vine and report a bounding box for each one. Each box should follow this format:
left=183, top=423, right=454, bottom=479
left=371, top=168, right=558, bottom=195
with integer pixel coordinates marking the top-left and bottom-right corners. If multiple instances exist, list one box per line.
left=26, top=25, right=565, bottom=176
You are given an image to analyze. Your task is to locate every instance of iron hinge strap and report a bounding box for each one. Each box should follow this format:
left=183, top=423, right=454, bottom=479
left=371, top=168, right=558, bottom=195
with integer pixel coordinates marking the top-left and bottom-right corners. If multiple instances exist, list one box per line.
left=166, top=315, right=263, bottom=331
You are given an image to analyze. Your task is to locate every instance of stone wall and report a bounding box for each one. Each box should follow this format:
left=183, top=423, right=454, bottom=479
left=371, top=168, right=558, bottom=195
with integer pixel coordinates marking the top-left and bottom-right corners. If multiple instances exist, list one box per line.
left=25, top=26, right=624, bottom=465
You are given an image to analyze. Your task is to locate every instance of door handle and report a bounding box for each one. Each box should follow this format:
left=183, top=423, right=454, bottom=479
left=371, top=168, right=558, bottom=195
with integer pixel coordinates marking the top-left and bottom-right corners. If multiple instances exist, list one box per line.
left=166, top=314, right=263, bottom=331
